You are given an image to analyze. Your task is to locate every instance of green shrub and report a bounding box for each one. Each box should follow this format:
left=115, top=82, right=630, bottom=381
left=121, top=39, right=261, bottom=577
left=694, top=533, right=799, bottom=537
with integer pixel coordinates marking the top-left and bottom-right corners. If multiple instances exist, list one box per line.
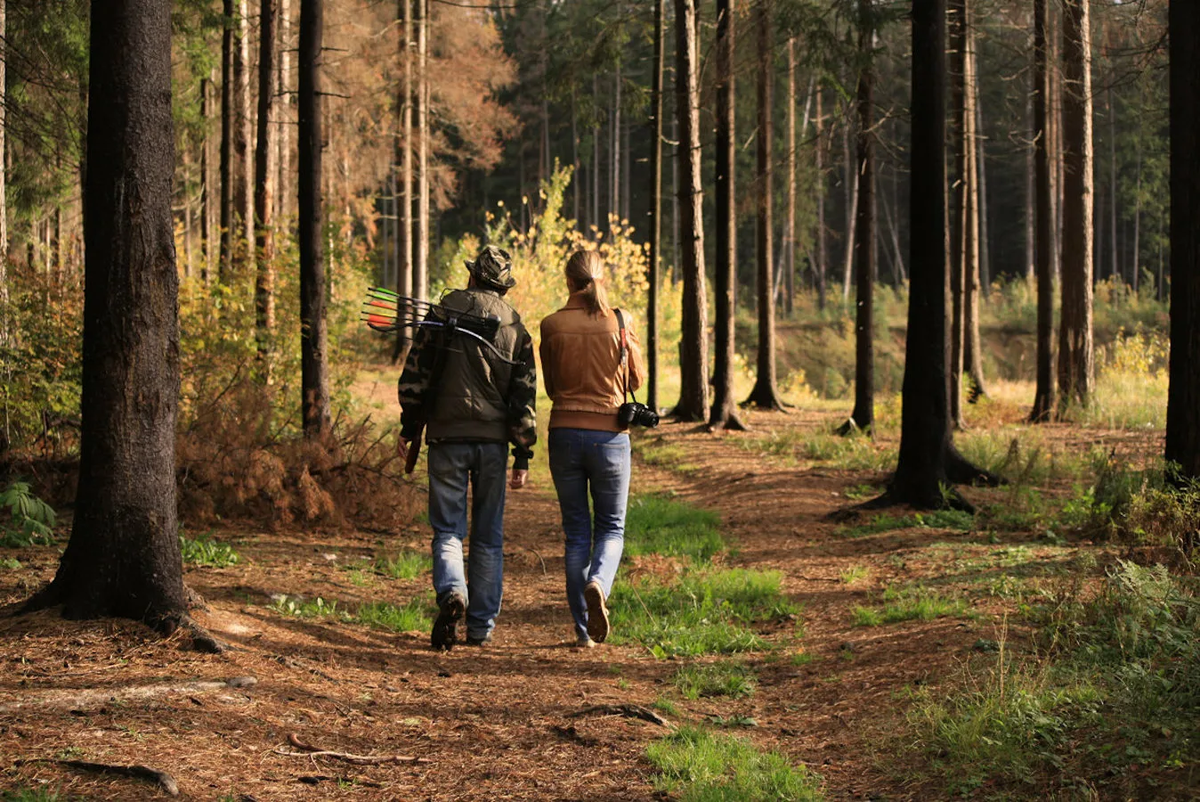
left=0, top=482, right=57, bottom=548
left=179, top=532, right=240, bottom=568
left=374, top=549, right=432, bottom=579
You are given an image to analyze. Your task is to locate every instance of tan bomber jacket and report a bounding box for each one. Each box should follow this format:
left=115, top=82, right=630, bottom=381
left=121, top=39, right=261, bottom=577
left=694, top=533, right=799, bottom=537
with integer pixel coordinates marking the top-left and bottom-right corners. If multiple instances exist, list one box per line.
left=539, top=292, right=647, bottom=432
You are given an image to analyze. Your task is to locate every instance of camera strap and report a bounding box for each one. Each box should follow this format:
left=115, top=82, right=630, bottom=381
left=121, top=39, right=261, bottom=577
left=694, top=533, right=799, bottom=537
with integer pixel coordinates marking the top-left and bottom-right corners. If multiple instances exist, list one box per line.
left=614, top=308, right=636, bottom=405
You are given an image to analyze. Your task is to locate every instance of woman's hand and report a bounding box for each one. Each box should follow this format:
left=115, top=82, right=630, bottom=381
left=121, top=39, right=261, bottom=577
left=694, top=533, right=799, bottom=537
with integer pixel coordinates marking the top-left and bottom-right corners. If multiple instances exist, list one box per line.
left=510, top=468, right=528, bottom=490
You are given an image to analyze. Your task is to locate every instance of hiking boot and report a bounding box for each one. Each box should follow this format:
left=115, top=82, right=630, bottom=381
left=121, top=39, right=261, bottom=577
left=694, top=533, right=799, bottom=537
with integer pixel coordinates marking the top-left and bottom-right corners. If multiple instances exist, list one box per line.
left=465, top=632, right=493, bottom=647
left=575, top=634, right=596, bottom=649
left=583, top=580, right=610, bottom=644
left=431, top=591, right=466, bottom=651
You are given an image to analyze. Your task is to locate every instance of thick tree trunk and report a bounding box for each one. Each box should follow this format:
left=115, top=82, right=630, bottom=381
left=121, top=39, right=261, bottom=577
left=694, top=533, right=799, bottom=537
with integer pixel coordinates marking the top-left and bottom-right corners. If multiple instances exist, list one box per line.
left=299, top=0, right=331, bottom=438
left=220, top=0, right=235, bottom=281
left=845, top=0, right=875, bottom=433
left=672, top=0, right=708, bottom=422
left=886, top=0, right=994, bottom=511
left=815, top=86, right=827, bottom=310
left=1, top=0, right=7, bottom=316
left=949, top=0, right=966, bottom=429
left=1029, top=0, right=1055, bottom=422
left=745, top=0, right=784, bottom=410
left=709, top=0, right=744, bottom=430
left=391, top=0, right=413, bottom=362
left=647, top=0, right=664, bottom=412
left=415, top=0, right=428, bottom=305
left=26, top=0, right=186, bottom=627
left=254, top=0, right=276, bottom=377
left=1057, top=0, right=1094, bottom=413
left=1166, top=1, right=1200, bottom=483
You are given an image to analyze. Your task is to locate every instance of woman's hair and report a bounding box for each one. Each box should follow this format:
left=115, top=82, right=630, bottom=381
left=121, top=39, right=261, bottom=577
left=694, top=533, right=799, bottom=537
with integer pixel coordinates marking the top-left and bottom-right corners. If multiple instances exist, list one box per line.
left=564, top=250, right=611, bottom=317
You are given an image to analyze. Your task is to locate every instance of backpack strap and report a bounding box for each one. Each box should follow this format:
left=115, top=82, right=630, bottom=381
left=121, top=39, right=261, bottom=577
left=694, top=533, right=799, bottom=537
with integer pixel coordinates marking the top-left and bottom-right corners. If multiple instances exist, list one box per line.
left=614, top=309, right=635, bottom=405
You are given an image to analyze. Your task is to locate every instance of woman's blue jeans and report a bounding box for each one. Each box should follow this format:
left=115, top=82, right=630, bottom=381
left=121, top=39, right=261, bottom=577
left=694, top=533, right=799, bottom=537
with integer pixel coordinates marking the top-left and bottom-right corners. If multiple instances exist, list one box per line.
left=427, top=441, right=507, bottom=641
left=548, top=428, right=631, bottom=640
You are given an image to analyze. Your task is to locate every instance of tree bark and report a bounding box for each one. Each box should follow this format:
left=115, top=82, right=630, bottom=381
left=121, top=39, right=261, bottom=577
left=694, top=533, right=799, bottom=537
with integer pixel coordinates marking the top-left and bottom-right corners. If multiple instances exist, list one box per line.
left=845, top=0, right=875, bottom=433
left=236, top=0, right=253, bottom=266
left=1057, top=0, right=1094, bottom=413
left=949, top=0, right=966, bottom=428
left=25, top=0, right=186, bottom=627
left=1029, top=0, right=1055, bottom=422
left=647, top=0, right=664, bottom=412
left=1166, top=0, right=1200, bottom=483
left=840, top=112, right=857, bottom=302
left=1, top=0, right=7, bottom=316
left=744, top=0, right=784, bottom=410
left=815, top=85, right=827, bottom=310
left=709, top=0, right=744, bottom=430
left=200, top=72, right=213, bottom=284
left=277, top=0, right=292, bottom=222
left=785, top=38, right=797, bottom=317
left=220, top=0, right=235, bottom=282
left=672, top=0, right=708, bottom=421
left=391, top=0, right=413, bottom=362
left=886, top=0, right=993, bottom=510
left=299, top=0, right=331, bottom=439
left=963, top=1, right=987, bottom=402
left=254, top=0, right=276, bottom=378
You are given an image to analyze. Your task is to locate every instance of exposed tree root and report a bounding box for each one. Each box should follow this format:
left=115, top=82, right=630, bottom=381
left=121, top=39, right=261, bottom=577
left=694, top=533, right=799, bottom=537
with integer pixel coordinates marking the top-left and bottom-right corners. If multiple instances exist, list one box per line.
left=0, top=677, right=257, bottom=715
left=706, top=413, right=748, bottom=433
left=14, top=758, right=180, bottom=796
left=835, top=417, right=872, bottom=437
left=277, top=732, right=431, bottom=765
left=945, top=447, right=1004, bottom=487
left=567, top=704, right=669, bottom=726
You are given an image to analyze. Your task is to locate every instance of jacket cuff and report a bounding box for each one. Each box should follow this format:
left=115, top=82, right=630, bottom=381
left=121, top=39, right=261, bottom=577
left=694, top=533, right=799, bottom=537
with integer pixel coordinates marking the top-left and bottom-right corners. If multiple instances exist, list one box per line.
left=511, top=447, right=531, bottom=472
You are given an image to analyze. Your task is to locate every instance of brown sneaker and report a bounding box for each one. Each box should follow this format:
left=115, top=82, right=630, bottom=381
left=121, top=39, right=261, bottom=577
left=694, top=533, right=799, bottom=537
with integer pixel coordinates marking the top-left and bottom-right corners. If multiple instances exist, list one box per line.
left=431, top=591, right=466, bottom=651
left=583, top=581, right=610, bottom=644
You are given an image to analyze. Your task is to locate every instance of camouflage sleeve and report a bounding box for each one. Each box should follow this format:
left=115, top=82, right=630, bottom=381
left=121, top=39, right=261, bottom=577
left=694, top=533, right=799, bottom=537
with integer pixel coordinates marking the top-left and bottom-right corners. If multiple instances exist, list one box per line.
left=397, top=316, right=437, bottom=441
left=506, top=325, right=538, bottom=471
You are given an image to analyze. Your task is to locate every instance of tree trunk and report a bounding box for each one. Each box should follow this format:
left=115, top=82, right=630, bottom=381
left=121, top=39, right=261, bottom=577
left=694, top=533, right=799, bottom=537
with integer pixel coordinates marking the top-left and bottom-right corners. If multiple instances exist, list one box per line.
left=840, top=112, right=857, bottom=302
left=963, top=1, right=987, bottom=402
left=1025, top=49, right=1035, bottom=281
left=391, top=0, right=413, bottom=362
left=254, top=0, right=276, bottom=378
left=299, top=0, right=331, bottom=439
left=672, top=0, right=708, bottom=422
left=1030, top=0, right=1056, bottom=422
left=1056, top=0, right=1094, bottom=413
left=1132, top=147, right=1142, bottom=293
left=220, top=0, right=235, bottom=281
left=949, top=0, right=966, bottom=429
left=845, top=0, right=875, bottom=433
left=1, top=0, right=8, bottom=321
left=593, top=73, right=600, bottom=230
left=1108, top=78, right=1118, bottom=286
left=200, top=72, right=213, bottom=283
left=25, top=0, right=186, bottom=627
left=236, top=0, right=253, bottom=265
left=572, top=88, right=580, bottom=225
left=745, top=0, right=783, bottom=410
left=415, top=0, right=428, bottom=305
left=647, top=0, right=664, bottom=412
left=1166, top=1, right=1200, bottom=483
left=709, top=0, right=744, bottom=430
left=277, top=0, right=292, bottom=222
left=815, top=85, right=827, bottom=310
left=785, top=38, right=796, bottom=317
left=887, top=0, right=992, bottom=510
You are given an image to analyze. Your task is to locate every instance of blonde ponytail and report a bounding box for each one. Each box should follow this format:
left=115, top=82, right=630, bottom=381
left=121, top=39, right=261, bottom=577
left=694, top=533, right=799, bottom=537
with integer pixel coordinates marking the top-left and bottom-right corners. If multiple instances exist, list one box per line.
left=565, top=250, right=611, bottom=318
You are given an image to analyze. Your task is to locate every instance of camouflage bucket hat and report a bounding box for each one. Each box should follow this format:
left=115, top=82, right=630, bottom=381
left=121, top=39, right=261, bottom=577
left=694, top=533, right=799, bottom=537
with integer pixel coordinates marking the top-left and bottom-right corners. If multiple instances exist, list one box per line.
left=466, top=245, right=516, bottom=290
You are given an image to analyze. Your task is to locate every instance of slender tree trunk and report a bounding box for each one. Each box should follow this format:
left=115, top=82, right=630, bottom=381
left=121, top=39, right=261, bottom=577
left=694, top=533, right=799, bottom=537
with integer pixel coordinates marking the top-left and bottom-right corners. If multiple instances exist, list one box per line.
left=572, top=88, right=580, bottom=224
left=299, top=0, right=330, bottom=438
left=220, top=0, right=235, bottom=281
left=709, top=0, right=744, bottom=430
left=647, top=0, right=664, bottom=412
left=391, top=0, right=413, bottom=362
left=236, top=0, right=253, bottom=263
left=254, top=0, right=276, bottom=378
left=745, top=0, right=783, bottom=410
left=278, top=0, right=292, bottom=222
left=1167, top=0, right=1200, bottom=482
left=673, top=0, right=708, bottom=421
left=1108, top=79, right=1118, bottom=286
left=844, top=0, right=875, bottom=433
left=200, top=73, right=213, bottom=283
left=1, top=0, right=8, bottom=329
left=1132, top=147, right=1142, bottom=293
left=1025, top=52, right=1035, bottom=281
left=949, top=0, right=966, bottom=428
left=612, top=62, right=621, bottom=230
left=964, top=2, right=987, bottom=402
left=593, top=74, right=600, bottom=230
left=975, top=68, right=991, bottom=289
left=1057, top=0, right=1094, bottom=412
left=785, top=38, right=797, bottom=317
left=415, top=0, right=428, bottom=304
left=1030, top=0, right=1056, bottom=421
left=25, top=0, right=187, bottom=628
left=840, top=111, right=857, bottom=302
left=815, top=85, right=827, bottom=310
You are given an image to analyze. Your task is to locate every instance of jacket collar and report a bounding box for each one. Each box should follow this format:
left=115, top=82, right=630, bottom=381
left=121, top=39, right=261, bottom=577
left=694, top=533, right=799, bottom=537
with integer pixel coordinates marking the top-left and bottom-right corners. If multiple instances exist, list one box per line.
left=564, top=290, right=590, bottom=310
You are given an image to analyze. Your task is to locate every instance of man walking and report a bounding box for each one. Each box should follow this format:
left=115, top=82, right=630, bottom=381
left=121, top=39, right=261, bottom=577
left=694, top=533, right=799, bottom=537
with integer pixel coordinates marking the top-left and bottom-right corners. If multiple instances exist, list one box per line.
left=398, top=245, right=537, bottom=650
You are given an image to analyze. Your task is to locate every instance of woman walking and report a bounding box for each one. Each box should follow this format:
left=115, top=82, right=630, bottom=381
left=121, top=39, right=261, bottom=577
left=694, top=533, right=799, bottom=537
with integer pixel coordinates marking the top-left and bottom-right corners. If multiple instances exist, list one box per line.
left=540, top=250, right=646, bottom=648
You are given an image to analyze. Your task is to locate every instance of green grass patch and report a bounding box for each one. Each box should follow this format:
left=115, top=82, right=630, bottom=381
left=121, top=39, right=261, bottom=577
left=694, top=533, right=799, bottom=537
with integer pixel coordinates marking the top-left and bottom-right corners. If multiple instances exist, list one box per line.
left=837, top=509, right=974, bottom=538
left=179, top=532, right=240, bottom=568
left=354, top=598, right=435, bottom=632
left=610, top=569, right=796, bottom=658
left=2, top=557, right=21, bottom=570
left=646, top=725, right=823, bottom=801
left=853, top=584, right=968, bottom=626
left=741, top=428, right=895, bottom=472
left=624, top=494, right=725, bottom=563
left=839, top=565, right=870, bottom=585
left=674, top=661, right=757, bottom=700
left=633, top=434, right=700, bottom=473
left=374, top=548, right=432, bottom=579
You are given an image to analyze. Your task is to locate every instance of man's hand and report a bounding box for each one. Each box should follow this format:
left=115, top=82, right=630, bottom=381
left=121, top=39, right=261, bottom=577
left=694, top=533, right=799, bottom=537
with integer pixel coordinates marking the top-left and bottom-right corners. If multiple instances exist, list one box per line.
left=509, top=468, right=528, bottom=490
left=397, top=439, right=410, bottom=461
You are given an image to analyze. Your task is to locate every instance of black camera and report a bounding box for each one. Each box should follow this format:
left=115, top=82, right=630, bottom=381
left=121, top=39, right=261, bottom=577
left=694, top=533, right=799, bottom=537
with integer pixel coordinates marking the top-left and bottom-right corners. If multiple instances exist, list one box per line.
left=618, top=401, right=660, bottom=429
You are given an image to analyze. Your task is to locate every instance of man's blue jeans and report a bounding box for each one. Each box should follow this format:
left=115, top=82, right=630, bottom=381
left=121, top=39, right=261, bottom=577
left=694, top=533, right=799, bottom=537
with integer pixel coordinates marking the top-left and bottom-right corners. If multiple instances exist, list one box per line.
left=427, top=441, right=508, bottom=641
left=548, top=428, right=631, bottom=641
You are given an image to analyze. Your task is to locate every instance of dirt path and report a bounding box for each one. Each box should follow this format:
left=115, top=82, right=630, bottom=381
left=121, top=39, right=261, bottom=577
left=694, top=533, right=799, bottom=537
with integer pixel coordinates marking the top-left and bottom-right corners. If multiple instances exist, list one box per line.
left=0, top=409, right=1056, bottom=800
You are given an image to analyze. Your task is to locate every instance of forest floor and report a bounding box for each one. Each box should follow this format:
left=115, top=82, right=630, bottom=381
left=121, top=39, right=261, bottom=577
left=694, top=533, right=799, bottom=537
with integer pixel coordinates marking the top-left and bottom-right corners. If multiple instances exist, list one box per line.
left=0, top=389, right=1165, bottom=801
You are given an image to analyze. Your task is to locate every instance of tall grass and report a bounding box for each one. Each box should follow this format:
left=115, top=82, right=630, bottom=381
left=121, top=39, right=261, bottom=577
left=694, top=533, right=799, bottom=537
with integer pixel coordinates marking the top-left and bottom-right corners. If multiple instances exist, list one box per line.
left=624, top=494, right=725, bottom=563
left=647, top=726, right=823, bottom=801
